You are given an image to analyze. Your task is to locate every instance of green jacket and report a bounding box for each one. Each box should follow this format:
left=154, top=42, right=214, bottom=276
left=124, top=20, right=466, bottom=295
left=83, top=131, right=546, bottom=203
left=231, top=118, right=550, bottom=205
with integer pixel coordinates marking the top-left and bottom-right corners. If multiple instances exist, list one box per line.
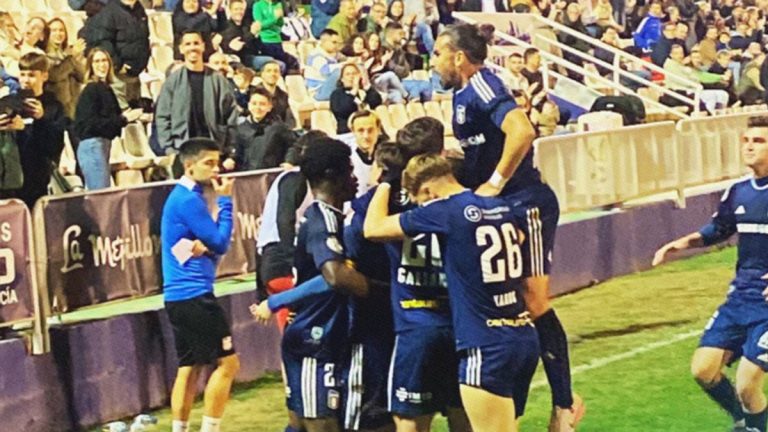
left=253, top=0, right=284, bottom=44
left=326, top=14, right=355, bottom=44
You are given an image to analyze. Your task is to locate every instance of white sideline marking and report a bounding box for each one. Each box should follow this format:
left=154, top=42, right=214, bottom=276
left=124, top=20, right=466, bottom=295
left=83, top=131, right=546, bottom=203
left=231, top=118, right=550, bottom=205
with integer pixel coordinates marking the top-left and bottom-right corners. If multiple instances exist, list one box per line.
left=531, top=329, right=701, bottom=389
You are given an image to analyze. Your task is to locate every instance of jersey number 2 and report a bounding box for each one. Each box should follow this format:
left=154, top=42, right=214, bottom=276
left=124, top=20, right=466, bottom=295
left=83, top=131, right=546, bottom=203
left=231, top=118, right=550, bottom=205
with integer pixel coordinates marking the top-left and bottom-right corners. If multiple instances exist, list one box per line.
left=476, top=223, right=523, bottom=283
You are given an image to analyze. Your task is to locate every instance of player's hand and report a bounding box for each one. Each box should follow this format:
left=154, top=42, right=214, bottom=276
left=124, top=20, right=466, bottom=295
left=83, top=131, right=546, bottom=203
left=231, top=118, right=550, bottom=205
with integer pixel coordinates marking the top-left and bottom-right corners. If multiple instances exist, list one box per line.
left=212, top=176, right=234, bottom=197
left=475, top=181, right=502, bottom=197
left=652, top=239, right=687, bottom=266
left=191, top=239, right=208, bottom=257
left=24, top=99, right=44, bottom=120
left=249, top=302, right=273, bottom=323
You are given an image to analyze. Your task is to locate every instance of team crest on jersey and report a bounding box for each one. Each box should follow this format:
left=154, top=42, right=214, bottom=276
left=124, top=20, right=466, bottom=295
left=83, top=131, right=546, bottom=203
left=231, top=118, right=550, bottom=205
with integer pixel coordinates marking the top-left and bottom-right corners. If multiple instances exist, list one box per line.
left=464, top=205, right=482, bottom=222
left=327, top=390, right=340, bottom=409
left=311, top=326, right=324, bottom=340
left=456, top=105, right=466, bottom=125
left=326, top=237, right=343, bottom=254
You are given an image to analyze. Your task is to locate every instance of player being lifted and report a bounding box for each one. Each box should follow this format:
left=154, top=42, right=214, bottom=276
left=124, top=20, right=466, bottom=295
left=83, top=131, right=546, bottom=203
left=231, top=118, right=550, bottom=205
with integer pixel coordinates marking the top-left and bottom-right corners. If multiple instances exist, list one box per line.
left=365, top=154, right=540, bottom=432
left=654, top=116, right=768, bottom=432
left=430, top=22, right=583, bottom=431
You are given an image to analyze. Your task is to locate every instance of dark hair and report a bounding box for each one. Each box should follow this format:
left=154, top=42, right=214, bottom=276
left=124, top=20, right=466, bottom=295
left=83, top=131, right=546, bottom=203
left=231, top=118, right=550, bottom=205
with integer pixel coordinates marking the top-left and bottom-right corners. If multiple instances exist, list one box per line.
left=508, top=52, right=523, bottom=60
left=438, top=23, right=492, bottom=65
left=179, top=29, right=204, bottom=45
left=249, top=86, right=274, bottom=103
left=179, top=137, right=219, bottom=164
left=19, top=52, right=49, bottom=72
left=320, top=29, right=339, bottom=38
left=523, top=47, right=539, bottom=62
left=384, top=22, right=403, bottom=33
left=747, top=116, right=768, bottom=128
left=300, top=138, right=352, bottom=185
left=374, top=141, right=406, bottom=185
left=336, top=63, right=361, bottom=88
left=387, top=0, right=404, bottom=20
left=287, top=130, right=329, bottom=165
left=397, top=117, right=444, bottom=160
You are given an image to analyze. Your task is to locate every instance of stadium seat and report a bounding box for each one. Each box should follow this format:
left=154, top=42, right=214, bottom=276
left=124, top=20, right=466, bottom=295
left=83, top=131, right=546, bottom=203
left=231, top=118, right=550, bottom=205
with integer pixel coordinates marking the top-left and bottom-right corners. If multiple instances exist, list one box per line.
left=0, top=0, right=20, bottom=11
left=406, top=101, right=426, bottom=120
left=115, top=169, right=145, bottom=187
left=388, top=104, right=409, bottom=131
left=310, top=110, right=337, bottom=136
left=423, top=101, right=444, bottom=122
left=577, top=111, right=624, bottom=132
left=121, top=123, right=157, bottom=169
left=150, top=44, right=175, bottom=76
left=409, top=69, right=430, bottom=81
left=297, top=40, right=317, bottom=66
left=373, top=105, right=395, bottom=138
left=440, top=100, right=454, bottom=135
left=282, top=41, right=299, bottom=60
left=47, top=0, right=72, bottom=12
left=149, top=12, right=174, bottom=45
left=109, top=137, right=128, bottom=171
left=25, top=0, right=49, bottom=13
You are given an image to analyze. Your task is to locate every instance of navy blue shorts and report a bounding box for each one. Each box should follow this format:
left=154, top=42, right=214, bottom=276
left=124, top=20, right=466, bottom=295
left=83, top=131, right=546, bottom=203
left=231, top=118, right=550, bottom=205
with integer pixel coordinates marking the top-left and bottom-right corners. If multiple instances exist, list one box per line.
left=502, top=183, right=560, bottom=276
left=458, top=342, right=540, bottom=417
left=283, top=351, right=343, bottom=419
left=699, top=296, right=768, bottom=371
left=388, top=326, right=462, bottom=417
left=342, top=341, right=395, bottom=430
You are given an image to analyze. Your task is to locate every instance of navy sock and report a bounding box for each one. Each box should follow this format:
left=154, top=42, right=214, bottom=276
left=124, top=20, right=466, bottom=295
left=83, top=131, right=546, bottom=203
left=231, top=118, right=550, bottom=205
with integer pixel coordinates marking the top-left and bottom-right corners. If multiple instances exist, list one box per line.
left=702, top=377, right=743, bottom=422
left=534, top=309, right=573, bottom=408
left=745, top=408, right=768, bottom=432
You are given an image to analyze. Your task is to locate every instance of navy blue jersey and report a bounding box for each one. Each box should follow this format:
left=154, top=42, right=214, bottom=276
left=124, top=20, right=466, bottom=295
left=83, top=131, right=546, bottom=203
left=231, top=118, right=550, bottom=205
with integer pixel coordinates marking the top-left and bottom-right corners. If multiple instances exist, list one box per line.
left=399, top=190, right=537, bottom=350
left=452, top=68, right=541, bottom=194
left=699, top=176, right=768, bottom=302
left=344, top=191, right=394, bottom=344
left=373, top=187, right=452, bottom=333
left=284, top=201, right=349, bottom=359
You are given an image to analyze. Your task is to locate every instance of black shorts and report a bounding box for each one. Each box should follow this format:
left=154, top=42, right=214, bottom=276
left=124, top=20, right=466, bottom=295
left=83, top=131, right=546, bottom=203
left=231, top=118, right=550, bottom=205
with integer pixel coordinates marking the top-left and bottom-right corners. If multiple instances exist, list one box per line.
left=166, top=293, right=236, bottom=367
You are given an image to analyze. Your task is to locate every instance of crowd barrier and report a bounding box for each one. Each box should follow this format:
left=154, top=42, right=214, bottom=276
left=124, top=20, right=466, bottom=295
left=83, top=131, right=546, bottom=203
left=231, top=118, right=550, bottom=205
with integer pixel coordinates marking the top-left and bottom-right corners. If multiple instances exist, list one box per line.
left=0, top=200, right=40, bottom=334
left=535, top=111, right=766, bottom=213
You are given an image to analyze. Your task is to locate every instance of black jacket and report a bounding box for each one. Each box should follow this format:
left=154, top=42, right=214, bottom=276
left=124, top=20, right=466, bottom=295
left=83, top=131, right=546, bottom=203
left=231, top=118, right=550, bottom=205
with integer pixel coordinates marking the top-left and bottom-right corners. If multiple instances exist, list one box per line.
left=82, top=0, right=150, bottom=77
left=220, top=19, right=260, bottom=57
left=172, top=9, right=223, bottom=60
left=234, top=115, right=296, bottom=171
left=16, top=92, right=66, bottom=208
left=330, top=87, right=383, bottom=134
left=74, top=81, right=126, bottom=141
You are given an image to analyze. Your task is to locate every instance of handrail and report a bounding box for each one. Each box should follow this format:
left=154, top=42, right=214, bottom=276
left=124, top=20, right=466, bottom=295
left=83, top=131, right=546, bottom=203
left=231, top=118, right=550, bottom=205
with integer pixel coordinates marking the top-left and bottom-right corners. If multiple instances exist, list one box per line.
left=533, top=33, right=697, bottom=108
left=531, top=13, right=703, bottom=92
left=453, top=12, right=702, bottom=114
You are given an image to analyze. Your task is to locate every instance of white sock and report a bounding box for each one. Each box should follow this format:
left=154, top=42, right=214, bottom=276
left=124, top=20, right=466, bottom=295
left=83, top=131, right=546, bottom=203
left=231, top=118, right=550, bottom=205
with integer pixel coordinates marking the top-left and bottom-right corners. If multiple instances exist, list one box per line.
left=199, top=416, right=221, bottom=432
left=172, top=420, right=190, bottom=432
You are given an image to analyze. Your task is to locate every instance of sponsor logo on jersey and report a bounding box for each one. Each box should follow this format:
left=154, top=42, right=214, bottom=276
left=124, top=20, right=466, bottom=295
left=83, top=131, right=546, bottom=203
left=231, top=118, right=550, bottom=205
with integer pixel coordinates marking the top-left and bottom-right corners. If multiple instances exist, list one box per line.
left=395, top=387, right=433, bottom=404
left=464, top=205, right=482, bottom=222
left=456, top=105, right=466, bottom=124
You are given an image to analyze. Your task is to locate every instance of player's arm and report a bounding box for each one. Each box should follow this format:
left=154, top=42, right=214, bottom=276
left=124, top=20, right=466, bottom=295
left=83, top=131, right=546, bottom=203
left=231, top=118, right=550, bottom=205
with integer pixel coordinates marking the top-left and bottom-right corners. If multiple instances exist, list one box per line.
left=321, top=259, right=370, bottom=297
left=476, top=108, right=536, bottom=197
left=251, top=275, right=330, bottom=323
left=653, top=186, right=736, bottom=266
left=364, top=183, right=407, bottom=241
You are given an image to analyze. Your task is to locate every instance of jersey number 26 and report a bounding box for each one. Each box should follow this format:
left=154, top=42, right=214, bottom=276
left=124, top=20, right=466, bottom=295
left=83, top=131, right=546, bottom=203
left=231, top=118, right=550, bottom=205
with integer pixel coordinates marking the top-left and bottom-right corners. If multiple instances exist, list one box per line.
left=476, top=223, right=523, bottom=283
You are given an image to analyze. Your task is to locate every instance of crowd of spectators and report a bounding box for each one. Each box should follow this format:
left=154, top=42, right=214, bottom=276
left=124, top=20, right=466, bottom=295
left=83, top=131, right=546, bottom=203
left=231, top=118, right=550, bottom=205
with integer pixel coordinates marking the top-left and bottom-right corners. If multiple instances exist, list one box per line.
left=0, top=0, right=768, bottom=209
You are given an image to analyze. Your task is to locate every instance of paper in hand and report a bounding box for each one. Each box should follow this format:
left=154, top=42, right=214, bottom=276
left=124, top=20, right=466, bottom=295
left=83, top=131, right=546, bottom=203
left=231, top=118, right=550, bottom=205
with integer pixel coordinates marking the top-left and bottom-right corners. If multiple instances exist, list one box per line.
left=171, top=238, right=195, bottom=265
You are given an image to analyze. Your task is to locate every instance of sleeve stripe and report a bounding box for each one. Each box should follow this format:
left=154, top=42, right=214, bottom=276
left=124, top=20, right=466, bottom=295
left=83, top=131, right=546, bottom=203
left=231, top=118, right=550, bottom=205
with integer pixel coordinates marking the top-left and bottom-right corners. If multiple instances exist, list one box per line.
left=527, top=207, right=544, bottom=277
left=319, top=203, right=338, bottom=233
left=470, top=74, right=495, bottom=104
